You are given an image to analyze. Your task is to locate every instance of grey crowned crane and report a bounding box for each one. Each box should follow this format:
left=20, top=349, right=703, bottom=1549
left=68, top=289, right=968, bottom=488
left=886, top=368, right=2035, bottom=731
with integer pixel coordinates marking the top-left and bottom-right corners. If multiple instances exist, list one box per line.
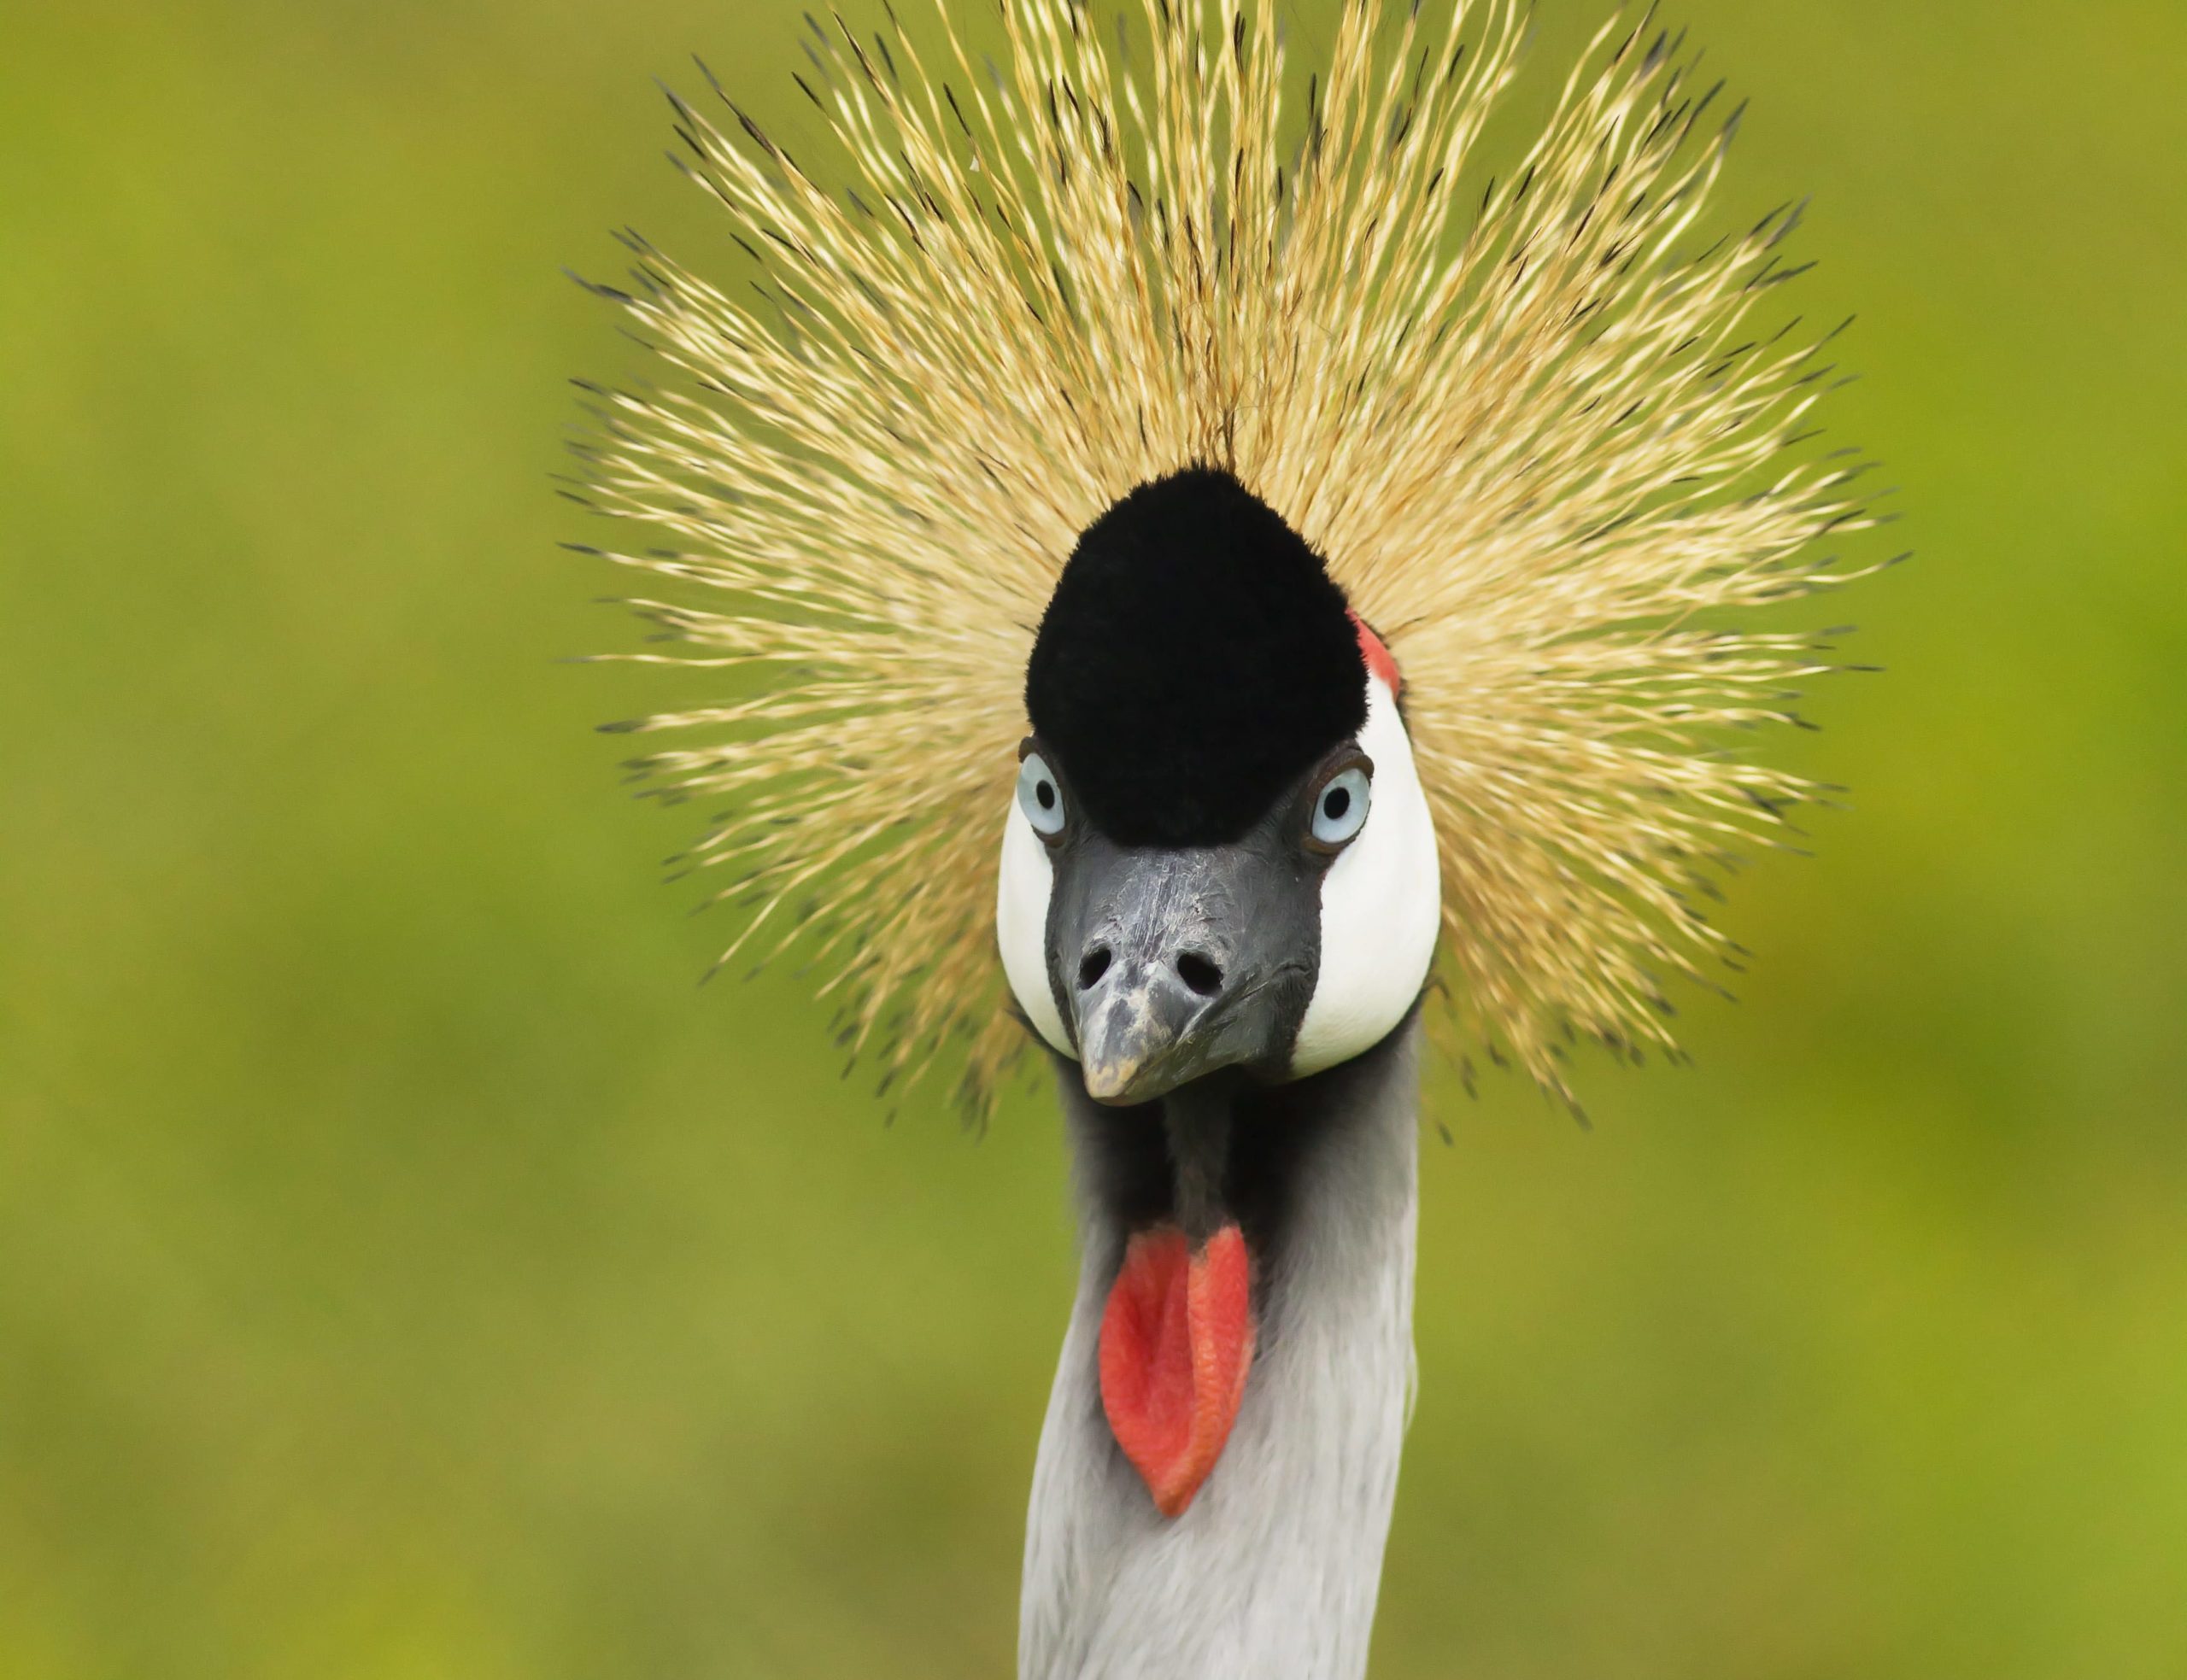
left=572, top=0, right=1878, bottom=1671
left=1003, top=469, right=1438, bottom=1676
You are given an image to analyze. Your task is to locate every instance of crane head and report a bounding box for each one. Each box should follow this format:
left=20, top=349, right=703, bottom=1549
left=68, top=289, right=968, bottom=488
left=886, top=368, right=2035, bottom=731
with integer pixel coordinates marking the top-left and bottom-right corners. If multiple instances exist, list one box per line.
left=997, top=466, right=1442, bottom=1106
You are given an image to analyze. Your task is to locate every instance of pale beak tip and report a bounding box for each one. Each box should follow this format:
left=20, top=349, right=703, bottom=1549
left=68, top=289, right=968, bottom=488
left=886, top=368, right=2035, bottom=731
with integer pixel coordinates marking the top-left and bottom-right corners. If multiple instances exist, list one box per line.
left=1081, top=1057, right=1141, bottom=1103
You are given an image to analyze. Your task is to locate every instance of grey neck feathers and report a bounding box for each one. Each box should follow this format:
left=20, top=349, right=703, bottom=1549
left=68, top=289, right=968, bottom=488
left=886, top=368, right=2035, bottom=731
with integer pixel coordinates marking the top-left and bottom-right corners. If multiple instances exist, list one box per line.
left=1019, top=1016, right=1422, bottom=1680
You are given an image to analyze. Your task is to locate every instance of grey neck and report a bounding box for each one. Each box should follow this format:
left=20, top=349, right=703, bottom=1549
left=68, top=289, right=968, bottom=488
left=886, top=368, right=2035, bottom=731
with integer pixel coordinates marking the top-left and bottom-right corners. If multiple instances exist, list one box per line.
left=1018, top=1016, right=1422, bottom=1680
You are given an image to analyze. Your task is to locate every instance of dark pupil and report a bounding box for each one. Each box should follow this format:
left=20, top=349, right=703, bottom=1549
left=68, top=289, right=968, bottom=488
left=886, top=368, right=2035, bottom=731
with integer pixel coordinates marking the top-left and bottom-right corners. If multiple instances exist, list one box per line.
left=1035, top=781, right=1056, bottom=811
left=1322, top=787, right=1350, bottom=821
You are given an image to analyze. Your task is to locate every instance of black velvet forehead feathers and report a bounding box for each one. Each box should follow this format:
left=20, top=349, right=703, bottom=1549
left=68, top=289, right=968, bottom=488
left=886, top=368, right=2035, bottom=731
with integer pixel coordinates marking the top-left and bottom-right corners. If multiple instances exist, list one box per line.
left=1024, top=466, right=1369, bottom=847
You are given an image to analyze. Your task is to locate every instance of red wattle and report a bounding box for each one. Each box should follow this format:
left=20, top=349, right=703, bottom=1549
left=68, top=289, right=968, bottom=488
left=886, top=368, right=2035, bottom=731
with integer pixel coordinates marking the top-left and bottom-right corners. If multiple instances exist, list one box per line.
left=1098, top=1223, right=1255, bottom=1519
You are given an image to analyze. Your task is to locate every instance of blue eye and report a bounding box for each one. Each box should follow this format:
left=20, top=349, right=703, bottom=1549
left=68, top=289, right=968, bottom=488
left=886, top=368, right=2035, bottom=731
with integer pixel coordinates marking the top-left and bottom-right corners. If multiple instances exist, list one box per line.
left=1310, top=765, right=1371, bottom=847
left=1017, top=752, right=1067, bottom=837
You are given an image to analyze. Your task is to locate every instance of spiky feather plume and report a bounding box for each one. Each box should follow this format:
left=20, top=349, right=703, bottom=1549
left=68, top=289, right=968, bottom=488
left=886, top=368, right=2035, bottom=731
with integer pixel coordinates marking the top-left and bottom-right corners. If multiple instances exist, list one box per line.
left=570, top=0, right=1881, bottom=1115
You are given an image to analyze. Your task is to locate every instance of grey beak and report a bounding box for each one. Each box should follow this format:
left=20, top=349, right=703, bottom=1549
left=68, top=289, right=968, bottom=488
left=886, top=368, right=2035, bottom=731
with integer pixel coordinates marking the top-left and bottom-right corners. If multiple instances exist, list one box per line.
left=1075, top=946, right=1220, bottom=1103
left=1052, top=834, right=1316, bottom=1106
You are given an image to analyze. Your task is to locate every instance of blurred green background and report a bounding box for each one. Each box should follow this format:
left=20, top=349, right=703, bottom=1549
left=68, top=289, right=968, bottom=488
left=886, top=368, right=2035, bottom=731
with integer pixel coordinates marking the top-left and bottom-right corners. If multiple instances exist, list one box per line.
left=3, top=0, right=2184, bottom=1675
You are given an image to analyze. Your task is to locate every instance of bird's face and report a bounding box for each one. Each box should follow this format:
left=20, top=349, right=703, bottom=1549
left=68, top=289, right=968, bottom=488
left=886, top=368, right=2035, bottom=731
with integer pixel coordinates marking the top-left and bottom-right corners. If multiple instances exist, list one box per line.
left=995, top=469, right=1441, bottom=1105
left=999, top=667, right=1439, bottom=1102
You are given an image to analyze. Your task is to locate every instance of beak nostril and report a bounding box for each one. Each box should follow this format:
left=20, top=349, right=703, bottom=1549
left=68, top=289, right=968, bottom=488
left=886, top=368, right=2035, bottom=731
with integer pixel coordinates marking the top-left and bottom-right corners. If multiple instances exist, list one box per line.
left=1077, top=946, right=1113, bottom=991
left=1176, top=952, right=1223, bottom=998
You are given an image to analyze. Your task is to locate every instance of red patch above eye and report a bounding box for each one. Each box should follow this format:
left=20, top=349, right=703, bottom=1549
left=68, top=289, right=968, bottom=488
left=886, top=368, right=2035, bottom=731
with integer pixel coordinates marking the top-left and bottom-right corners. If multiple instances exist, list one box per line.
left=1349, top=611, right=1402, bottom=698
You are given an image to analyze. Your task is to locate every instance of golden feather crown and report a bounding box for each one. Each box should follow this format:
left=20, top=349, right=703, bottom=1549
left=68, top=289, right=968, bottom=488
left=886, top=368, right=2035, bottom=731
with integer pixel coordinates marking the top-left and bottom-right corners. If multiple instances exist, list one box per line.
left=572, top=0, right=1882, bottom=1115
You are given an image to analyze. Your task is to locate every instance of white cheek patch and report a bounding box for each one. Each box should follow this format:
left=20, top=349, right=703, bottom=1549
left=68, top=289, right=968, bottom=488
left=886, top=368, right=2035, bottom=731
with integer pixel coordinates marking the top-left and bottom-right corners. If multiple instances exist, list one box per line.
left=1291, top=676, right=1443, bottom=1076
left=996, top=798, right=1076, bottom=1058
